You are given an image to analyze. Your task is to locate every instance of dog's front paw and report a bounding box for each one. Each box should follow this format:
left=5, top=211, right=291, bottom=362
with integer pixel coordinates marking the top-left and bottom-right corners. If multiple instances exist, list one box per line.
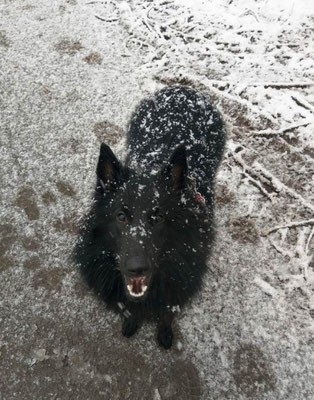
left=122, top=317, right=138, bottom=338
left=157, top=325, right=173, bottom=349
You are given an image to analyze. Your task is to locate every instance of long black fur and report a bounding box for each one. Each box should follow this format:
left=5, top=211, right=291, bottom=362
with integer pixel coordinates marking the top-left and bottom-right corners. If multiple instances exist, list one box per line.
left=74, top=87, right=226, bottom=349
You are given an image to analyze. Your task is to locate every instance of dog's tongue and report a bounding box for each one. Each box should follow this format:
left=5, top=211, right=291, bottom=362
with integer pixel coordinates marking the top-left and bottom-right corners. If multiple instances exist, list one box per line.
left=126, top=276, right=148, bottom=297
left=131, top=277, right=144, bottom=294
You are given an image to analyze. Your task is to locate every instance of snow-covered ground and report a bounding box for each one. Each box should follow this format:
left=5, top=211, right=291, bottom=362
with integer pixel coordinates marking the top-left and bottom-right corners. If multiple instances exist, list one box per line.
left=1, top=0, right=314, bottom=399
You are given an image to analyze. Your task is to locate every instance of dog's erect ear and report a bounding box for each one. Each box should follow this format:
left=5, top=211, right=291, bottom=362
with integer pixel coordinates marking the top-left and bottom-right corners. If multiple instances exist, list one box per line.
left=96, top=144, right=121, bottom=187
left=167, top=144, right=188, bottom=190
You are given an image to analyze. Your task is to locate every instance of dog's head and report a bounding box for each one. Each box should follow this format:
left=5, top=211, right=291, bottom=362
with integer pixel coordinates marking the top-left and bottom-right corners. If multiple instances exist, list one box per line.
left=95, top=144, right=209, bottom=302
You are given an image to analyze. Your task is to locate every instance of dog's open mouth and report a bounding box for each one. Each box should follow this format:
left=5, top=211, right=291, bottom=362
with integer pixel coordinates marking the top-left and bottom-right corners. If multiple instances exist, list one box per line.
left=126, top=276, right=148, bottom=298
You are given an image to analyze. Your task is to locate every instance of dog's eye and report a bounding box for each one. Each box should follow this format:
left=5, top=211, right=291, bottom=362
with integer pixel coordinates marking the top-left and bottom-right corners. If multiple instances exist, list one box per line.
left=117, top=212, right=127, bottom=223
left=152, top=214, right=164, bottom=225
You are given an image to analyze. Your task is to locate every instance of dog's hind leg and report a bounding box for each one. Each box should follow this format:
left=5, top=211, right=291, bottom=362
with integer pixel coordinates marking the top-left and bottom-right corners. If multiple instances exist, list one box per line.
left=122, top=315, right=139, bottom=338
left=157, top=311, right=174, bottom=350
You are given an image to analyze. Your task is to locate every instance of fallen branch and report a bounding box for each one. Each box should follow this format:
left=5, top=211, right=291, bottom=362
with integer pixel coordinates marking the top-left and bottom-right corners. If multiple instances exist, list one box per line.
left=227, top=142, right=278, bottom=198
left=254, top=277, right=278, bottom=297
left=269, top=237, right=294, bottom=258
left=95, top=15, right=118, bottom=22
left=125, top=36, right=154, bottom=50
left=86, top=1, right=108, bottom=4
left=291, top=94, right=314, bottom=113
left=229, top=143, right=314, bottom=213
left=232, top=152, right=275, bottom=200
left=252, top=120, right=311, bottom=136
left=248, top=81, right=314, bottom=89
left=253, top=161, right=314, bottom=213
left=262, top=219, right=314, bottom=236
left=242, top=171, right=274, bottom=201
left=239, top=9, right=260, bottom=23
left=86, top=1, right=107, bottom=4
left=305, top=226, right=314, bottom=255
left=153, top=388, right=162, bottom=400
left=295, top=227, right=313, bottom=281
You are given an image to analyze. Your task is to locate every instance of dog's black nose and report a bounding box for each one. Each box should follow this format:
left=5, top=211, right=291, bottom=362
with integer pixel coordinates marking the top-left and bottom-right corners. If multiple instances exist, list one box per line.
left=125, top=256, right=149, bottom=277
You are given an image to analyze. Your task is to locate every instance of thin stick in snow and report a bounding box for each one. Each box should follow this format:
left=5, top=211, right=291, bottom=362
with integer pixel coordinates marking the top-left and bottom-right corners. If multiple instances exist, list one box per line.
left=305, top=226, right=314, bottom=255
left=95, top=15, right=118, bottom=22
left=242, top=171, right=274, bottom=201
left=296, top=227, right=312, bottom=281
left=86, top=1, right=107, bottom=4
left=269, top=237, right=294, bottom=258
left=153, top=388, right=162, bottom=400
left=230, top=150, right=277, bottom=199
left=239, top=9, right=260, bottom=22
left=253, top=161, right=314, bottom=213
left=291, top=94, right=314, bottom=113
left=230, top=145, right=314, bottom=214
left=262, top=219, right=314, bottom=236
left=252, top=120, right=311, bottom=137
left=247, top=81, right=314, bottom=89
left=254, top=277, right=278, bottom=297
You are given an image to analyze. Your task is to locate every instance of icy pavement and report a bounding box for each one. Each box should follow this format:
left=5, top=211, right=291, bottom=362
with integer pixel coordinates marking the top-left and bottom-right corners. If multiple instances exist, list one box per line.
left=1, top=0, right=314, bottom=399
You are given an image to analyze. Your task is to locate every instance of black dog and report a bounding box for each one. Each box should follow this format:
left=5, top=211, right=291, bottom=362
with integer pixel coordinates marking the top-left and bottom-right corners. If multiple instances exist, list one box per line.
left=74, top=86, right=226, bottom=349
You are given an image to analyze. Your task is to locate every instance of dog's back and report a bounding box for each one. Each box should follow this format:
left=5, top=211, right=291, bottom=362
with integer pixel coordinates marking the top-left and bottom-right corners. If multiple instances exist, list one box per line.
left=126, top=86, right=226, bottom=202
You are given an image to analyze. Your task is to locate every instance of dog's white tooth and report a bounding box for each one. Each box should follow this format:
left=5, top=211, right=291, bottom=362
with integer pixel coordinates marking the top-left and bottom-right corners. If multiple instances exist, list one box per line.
left=132, top=291, right=144, bottom=297
left=126, top=282, right=147, bottom=297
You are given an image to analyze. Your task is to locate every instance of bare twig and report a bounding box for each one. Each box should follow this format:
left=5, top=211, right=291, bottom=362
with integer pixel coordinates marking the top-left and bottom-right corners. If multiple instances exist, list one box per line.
left=86, top=1, right=107, bottom=4
left=232, top=152, right=275, bottom=200
left=153, top=388, right=162, bottom=400
left=229, top=143, right=314, bottom=213
left=291, top=94, right=314, bottom=113
left=228, top=143, right=278, bottom=197
left=269, top=237, right=294, bottom=258
left=305, top=226, right=314, bottom=255
left=262, top=219, right=314, bottom=236
left=247, top=81, right=314, bottom=89
left=254, top=277, right=278, bottom=297
left=125, top=36, right=153, bottom=50
left=242, top=171, right=274, bottom=201
left=252, top=120, right=311, bottom=136
left=296, top=228, right=312, bottom=281
left=215, top=40, right=240, bottom=46
left=95, top=15, right=118, bottom=22
left=240, top=9, right=260, bottom=22
left=253, top=161, right=314, bottom=213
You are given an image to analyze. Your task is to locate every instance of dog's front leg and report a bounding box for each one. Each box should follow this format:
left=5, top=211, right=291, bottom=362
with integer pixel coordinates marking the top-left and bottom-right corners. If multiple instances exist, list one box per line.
left=121, top=314, right=139, bottom=338
left=157, top=310, right=174, bottom=349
